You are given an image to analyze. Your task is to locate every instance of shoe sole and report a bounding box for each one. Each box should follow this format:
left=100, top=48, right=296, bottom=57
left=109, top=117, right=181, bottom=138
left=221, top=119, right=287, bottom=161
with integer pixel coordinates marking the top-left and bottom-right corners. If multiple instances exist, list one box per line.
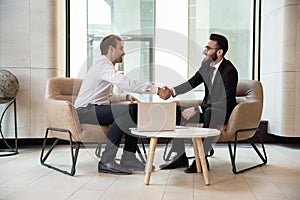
left=160, top=164, right=189, bottom=170
left=120, top=163, right=154, bottom=172
left=127, top=168, right=145, bottom=172
left=98, top=169, right=132, bottom=175
left=121, top=165, right=156, bottom=172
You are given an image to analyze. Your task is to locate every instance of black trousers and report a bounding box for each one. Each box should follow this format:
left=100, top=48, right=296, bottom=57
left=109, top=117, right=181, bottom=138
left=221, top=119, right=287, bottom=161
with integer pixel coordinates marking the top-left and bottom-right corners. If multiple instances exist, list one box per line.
left=172, top=105, right=227, bottom=156
left=76, top=103, right=138, bottom=163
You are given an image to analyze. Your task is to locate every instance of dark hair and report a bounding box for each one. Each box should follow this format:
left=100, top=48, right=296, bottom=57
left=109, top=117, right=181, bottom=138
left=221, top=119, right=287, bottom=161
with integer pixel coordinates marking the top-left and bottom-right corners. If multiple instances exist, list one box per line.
left=100, top=34, right=122, bottom=55
left=210, top=33, right=228, bottom=56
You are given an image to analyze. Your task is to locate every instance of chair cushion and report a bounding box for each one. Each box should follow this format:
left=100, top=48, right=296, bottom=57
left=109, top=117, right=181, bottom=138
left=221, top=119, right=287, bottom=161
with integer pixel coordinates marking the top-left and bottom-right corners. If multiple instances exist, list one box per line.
left=80, top=124, right=109, bottom=142
left=45, top=78, right=111, bottom=142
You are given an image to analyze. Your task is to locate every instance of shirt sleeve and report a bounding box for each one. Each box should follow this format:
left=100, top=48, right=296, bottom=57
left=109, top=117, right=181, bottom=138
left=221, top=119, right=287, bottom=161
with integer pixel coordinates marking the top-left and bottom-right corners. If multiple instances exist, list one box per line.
left=109, top=93, right=127, bottom=102
left=101, top=66, right=158, bottom=94
left=173, top=71, right=203, bottom=96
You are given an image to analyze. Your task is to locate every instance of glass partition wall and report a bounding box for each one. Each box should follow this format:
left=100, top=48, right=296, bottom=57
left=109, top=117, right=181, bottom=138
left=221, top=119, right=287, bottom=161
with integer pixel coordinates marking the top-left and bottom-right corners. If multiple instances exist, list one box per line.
left=69, top=0, right=257, bottom=101
left=70, top=0, right=155, bottom=101
left=188, top=0, right=255, bottom=94
left=190, top=0, right=255, bottom=79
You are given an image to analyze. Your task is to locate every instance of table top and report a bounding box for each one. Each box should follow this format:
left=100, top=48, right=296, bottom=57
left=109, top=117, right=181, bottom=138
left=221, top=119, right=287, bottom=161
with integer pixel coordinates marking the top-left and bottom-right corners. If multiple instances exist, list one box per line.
left=130, top=126, right=220, bottom=138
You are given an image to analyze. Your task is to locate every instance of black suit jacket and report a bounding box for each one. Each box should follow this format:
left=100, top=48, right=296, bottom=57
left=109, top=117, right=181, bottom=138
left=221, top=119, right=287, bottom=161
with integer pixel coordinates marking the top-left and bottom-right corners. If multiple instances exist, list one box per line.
left=173, top=58, right=238, bottom=123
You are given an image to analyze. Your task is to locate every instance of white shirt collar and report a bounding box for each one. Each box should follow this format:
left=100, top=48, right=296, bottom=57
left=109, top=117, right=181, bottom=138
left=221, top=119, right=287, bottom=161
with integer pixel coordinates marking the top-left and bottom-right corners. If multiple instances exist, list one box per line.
left=211, top=58, right=223, bottom=83
left=211, top=58, right=223, bottom=71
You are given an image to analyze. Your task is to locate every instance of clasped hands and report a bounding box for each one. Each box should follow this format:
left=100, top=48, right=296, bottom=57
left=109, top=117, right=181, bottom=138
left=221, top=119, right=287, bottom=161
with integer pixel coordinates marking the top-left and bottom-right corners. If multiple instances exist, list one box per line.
left=126, top=86, right=173, bottom=102
left=158, top=86, right=173, bottom=100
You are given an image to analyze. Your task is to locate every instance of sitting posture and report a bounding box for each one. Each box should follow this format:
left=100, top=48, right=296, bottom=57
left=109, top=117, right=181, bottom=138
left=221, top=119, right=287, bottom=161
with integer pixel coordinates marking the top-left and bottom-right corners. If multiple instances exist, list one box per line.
left=75, top=34, right=165, bottom=175
left=159, top=33, right=239, bottom=173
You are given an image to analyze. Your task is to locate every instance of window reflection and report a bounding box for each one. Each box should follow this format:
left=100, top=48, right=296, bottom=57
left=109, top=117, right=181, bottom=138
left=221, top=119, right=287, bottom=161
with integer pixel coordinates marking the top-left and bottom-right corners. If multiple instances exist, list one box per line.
left=70, top=0, right=256, bottom=100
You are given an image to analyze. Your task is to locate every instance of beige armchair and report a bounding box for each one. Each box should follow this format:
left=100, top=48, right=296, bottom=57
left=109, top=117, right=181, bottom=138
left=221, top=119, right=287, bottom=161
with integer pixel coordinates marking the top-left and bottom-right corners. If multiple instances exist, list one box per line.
left=219, top=79, right=267, bottom=174
left=174, top=80, right=267, bottom=174
left=40, top=77, right=109, bottom=176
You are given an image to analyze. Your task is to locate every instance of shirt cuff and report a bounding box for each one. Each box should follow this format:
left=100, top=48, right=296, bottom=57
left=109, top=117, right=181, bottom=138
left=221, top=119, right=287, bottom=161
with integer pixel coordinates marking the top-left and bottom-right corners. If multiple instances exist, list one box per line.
left=154, top=86, right=159, bottom=94
left=198, top=105, right=203, bottom=113
left=194, top=105, right=203, bottom=113
left=171, top=88, right=176, bottom=97
left=145, top=85, right=159, bottom=94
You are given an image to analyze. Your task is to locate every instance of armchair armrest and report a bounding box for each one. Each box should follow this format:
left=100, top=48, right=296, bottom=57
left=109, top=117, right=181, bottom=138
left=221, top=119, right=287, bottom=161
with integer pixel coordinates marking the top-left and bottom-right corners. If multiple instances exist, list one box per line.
left=225, top=100, right=262, bottom=141
left=44, top=99, right=82, bottom=141
left=111, top=100, right=133, bottom=105
left=173, top=99, right=203, bottom=107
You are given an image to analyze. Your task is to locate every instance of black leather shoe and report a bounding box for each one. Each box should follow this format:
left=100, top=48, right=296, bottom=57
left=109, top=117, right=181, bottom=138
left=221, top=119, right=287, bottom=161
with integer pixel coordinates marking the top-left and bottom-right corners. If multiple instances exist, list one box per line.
left=98, top=161, right=132, bottom=175
left=207, top=148, right=214, bottom=157
left=184, top=157, right=210, bottom=173
left=159, top=153, right=189, bottom=170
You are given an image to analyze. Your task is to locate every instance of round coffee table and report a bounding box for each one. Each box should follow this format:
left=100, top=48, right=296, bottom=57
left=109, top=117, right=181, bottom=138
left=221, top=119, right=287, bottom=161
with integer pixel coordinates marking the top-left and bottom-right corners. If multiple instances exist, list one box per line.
left=130, top=127, right=220, bottom=186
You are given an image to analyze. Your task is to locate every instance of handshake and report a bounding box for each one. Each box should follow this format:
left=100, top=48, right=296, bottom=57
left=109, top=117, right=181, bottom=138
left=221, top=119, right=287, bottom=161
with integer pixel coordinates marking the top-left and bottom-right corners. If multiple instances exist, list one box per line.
left=158, top=86, right=173, bottom=100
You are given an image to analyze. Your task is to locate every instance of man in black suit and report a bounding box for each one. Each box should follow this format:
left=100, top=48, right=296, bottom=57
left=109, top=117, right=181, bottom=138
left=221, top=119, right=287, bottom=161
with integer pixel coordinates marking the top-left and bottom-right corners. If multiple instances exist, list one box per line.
left=159, top=33, right=238, bottom=173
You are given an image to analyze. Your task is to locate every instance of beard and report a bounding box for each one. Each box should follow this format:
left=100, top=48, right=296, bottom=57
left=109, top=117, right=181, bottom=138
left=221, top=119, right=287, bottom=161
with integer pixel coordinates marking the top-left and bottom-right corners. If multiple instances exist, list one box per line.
left=210, top=51, right=218, bottom=61
left=113, top=56, right=123, bottom=64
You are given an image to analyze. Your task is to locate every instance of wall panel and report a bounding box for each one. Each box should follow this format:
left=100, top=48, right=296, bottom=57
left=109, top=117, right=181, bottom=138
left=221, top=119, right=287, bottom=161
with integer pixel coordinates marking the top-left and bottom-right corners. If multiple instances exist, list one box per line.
left=0, top=0, right=66, bottom=138
left=261, top=0, right=300, bottom=137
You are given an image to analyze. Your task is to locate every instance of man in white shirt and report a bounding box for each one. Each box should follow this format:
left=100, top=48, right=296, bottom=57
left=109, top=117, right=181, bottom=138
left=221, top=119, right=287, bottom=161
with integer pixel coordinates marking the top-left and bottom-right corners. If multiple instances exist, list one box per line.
left=75, top=34, right=165, bottom=175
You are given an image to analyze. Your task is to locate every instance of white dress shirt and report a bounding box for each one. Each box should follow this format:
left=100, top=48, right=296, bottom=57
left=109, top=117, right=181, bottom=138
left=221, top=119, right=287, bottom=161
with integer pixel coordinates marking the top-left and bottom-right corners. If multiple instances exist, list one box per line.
left=75, top=55, right=158, bottom=108
left=210, top=58, right=223, bottom=83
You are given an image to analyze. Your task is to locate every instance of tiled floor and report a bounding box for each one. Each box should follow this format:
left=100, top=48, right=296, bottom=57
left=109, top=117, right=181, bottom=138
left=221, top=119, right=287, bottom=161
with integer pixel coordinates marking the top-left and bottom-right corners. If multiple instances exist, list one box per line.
left=0, top=143, right=299, bottom=200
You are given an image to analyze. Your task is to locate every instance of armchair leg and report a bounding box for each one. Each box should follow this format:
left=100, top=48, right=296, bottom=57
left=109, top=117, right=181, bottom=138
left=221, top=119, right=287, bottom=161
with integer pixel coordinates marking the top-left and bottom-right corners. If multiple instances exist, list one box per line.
left=136, top=138, right=147, bottom=164
left=227, top=128, right=267, bottom=174
left=95, top=142, right=104, bottom=158
left=40, top=127, right=80, bottom=176
left=163, top=139, right=173, bottom=161
left=162, top=139, right=214, bottom=161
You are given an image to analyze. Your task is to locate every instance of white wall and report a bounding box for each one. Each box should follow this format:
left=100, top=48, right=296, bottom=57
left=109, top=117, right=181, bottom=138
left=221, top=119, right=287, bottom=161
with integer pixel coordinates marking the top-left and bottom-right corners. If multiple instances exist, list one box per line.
left=0, top=0, right=66, bottom=138
left=261, top=0, right=300, bottom=137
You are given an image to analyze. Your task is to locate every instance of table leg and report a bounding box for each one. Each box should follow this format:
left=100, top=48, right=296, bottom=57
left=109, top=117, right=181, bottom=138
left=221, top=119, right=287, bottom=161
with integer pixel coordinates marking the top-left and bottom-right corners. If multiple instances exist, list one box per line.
left=144, top=137, right=157, bottom=185
left=192, top=138, right=202, bottom=173
left=195, top=138, right=210, bottom=185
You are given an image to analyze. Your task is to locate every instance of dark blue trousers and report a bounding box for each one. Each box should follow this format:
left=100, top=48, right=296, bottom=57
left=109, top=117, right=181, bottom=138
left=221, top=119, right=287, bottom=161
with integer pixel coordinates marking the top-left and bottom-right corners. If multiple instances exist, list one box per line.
left=76, top=103, right=138, bottom=163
